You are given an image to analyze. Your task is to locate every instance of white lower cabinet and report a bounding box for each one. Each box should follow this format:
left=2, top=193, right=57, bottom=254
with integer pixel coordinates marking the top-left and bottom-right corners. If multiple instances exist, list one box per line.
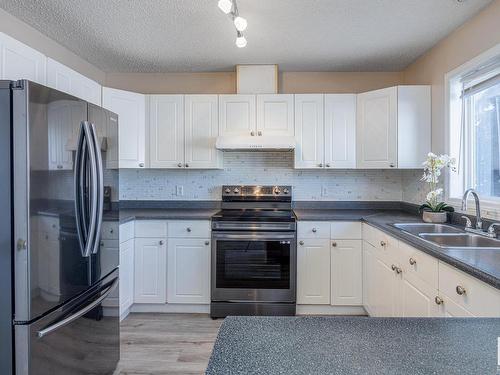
left=167, top=238, right=211, bottom=304
left=297, top=239, right=331, bottom=304
left=400, top=273, right=440, bottom=317
left=134, top=237, right=167, bottom=304
left=119, top=239, right=134, bottom=316
left=331, top=239, right=362, bottom=305
left=372, top=256, right=400, bottom=317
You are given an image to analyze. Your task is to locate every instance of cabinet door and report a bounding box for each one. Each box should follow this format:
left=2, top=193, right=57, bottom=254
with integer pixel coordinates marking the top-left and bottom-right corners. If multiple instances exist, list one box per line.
left=105, top=110, right=119, bottom=169
left=372, top=257, right=398, bottom=317
left=331, top=240, right=362, bottom=306
left=167, top=238, right=211, bottom=304
left=294, top=94, right=324, bottom=169
left=297, top=238, right=330, bottom=304
left=103, top=87, right=146, bottom=168
left=149, top=95, right=184, bottom=168
left=47, top=101, right=80, bottom=170
left=324, top=94, right=356, bottom=169
left=46, top=58, right=101, bottom=105
left=119, top=239, right=134, bottom=316
left=185, top=95, right=221, bottom=169
left=134, top=238, right=166, bottom=304
left=362, top=241, right=376, bottom=315
left=400, top=273, right=440, bottom=317
left=256, top=94, right=294, bottom=137
left=219, top=94, right=256, bottom=136
left=0, top=33, right=46, bottom=84
left=356, top=87, right=397, bottom=168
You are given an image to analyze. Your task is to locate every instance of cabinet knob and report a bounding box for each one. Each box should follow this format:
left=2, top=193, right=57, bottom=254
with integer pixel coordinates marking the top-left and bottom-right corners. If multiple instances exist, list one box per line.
left=205, top=241, right=210, bottom=246
left=186, top=227, right=192, bottom=232
left=178, top=163, right=182, bottom=168
left=185, top=163, right=189, bottom=168
left=250, top=131, right=255, bottom=136
left=331, top=241, right=337, bottom=247
left=326, top=164, right=330, bottom=168
left=395, top=267, right=402, bottom=274
left=110, top=229, right=114, bottom=233
left=456, top=285, right=466, bottom=295
left=312, top=228, right=317, bottom=233
left=57, top=165, right=63, bottom=169
left=389, top=163, right=395, bottom=168
left=434, top=296, right=444, bottom=305
left=100, top=241, right=104, bottom=247
left=159, top=240, right=164, bottom=245
left=299, top=240, right=304, bottom=246
left=380, top=240, right=387, bottom=247
left=318, top=163, right=323, bottom=168
left=409, top=257, right=416, bottom=266
left=139, top=163, right=144, bottom=168
left=258, top=131, right=262, bottom=136
left=391, top=264, right=396, bottom=271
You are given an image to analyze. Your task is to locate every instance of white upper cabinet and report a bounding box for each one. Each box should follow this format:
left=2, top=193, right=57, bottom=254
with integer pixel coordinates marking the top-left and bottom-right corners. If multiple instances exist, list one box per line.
left=294, top=94, right=325, bottom=169
left=356, top=87, right=398, bottom=169
left=356, top=86, right=430, bottom=169
left=219, top=94, right=256, bottom=136
left=148, top=95, right=185, bottom=168
left=324, top=94, right=356, bottom=168
left=103, top=87, right=146, bottom=169
left=46, top=58, right=101, bottom=105
left=0, top=33, right=46, bottom=84
left=256, top=94, right=294, bottom=137
left=185, top=95, right=221, bottom=169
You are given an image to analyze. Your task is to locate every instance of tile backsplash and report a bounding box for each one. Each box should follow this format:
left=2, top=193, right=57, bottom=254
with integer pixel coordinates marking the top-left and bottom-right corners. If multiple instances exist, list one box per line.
left=120, top=152, right=408, bottom=201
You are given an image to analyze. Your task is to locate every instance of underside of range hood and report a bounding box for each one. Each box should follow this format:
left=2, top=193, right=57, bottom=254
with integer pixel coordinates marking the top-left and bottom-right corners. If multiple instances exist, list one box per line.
left=215, top=136, right=296, bottom=151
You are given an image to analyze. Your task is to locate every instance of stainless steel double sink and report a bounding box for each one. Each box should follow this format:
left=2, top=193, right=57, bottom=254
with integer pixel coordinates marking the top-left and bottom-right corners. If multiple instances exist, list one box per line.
left=392, top=223, right=500, bottom=250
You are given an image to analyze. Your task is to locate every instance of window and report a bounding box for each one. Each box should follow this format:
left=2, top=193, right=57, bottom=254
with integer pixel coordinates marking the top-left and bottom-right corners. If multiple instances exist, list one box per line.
left=448, top=53, right=500, bottom=205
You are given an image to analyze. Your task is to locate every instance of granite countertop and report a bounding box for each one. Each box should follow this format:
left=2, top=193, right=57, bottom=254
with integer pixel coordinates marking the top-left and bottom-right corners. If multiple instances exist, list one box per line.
left=206, top=316, right=500, bottom=375
left=119, top=208, right=219, bottom=223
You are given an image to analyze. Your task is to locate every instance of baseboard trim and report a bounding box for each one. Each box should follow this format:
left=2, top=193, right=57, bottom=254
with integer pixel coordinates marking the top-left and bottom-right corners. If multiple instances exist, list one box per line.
left=296, top=305, right=367, bottom=316
left=130, top=303, right=210, bottom=313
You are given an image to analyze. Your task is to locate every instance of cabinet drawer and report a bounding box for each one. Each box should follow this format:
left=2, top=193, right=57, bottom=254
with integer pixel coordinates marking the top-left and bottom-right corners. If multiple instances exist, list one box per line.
left=101, top=221, right=119, bottom=240
left=297, top=222, right=331, bottom=239
left=399, top=241, right=438, bottom=289
left=331, top=222, right=361, bottom=239
left=135, top=220, right=168, bottom=238
left=120, top=221, right=135, bottom=243
left=168, top=220, right=210, bottom=238
left=438, top=262, right=500, bottom=317
left=38, top=216, right=60, bottom=234
left=362, top=224, right=397, bottom=266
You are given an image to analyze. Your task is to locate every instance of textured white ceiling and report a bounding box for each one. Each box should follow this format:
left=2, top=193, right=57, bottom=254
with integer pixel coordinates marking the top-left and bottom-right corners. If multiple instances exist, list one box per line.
left=0, top=0, right=493, bottom=73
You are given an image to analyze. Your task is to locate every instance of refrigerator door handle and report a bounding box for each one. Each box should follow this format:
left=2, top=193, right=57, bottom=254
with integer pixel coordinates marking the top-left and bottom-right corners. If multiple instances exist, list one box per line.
left=89, top=123, right=104, bottom=255
left=74, top=122, right=88, bottom=256
left=36, top=277, right=118, bottom=339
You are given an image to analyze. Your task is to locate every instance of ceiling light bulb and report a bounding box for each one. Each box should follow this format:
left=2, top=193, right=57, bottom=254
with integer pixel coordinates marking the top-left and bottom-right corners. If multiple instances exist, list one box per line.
left=218, top=0, right=232, bottom=14
left=233, top=16, right=247, bottom=31
left=235, top=34, right=247, bottom=48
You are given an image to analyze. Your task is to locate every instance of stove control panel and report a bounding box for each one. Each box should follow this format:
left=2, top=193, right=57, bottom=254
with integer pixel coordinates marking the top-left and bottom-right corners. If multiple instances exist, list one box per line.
left=222, top=185, right=292, bottom=198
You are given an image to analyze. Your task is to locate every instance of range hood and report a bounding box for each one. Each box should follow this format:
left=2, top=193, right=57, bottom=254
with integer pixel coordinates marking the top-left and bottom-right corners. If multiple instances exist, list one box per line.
left=215, top=135, right=296, bottom=151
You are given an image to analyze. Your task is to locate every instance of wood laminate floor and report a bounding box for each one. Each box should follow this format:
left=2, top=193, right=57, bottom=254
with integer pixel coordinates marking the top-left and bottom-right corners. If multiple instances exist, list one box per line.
left=116, top=313, right=222, bottom=375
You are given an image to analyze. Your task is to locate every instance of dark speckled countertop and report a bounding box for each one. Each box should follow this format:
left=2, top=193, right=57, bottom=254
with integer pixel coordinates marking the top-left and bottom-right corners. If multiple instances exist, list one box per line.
left=119, top=208, right=219, bottom=223
left=206, top=316, right=500, bottom=375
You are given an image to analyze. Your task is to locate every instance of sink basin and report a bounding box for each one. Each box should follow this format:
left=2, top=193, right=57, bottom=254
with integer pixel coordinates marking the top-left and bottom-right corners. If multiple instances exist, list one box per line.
left=392, top=223, right=463, bottom=235
left=418, top=233, right=500, bottom=249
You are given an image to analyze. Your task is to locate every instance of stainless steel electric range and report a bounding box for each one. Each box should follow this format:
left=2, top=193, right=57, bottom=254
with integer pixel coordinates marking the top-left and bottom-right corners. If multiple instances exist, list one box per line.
left=210, top=185, right=296, bottom=318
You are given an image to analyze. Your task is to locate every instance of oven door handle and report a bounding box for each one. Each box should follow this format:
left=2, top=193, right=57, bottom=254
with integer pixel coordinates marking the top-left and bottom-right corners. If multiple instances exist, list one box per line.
left=211, top=232, right=296, bottom=240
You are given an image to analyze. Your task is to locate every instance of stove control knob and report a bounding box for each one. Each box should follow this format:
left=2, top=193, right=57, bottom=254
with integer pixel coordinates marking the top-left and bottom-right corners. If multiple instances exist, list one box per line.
left=233, top=188, right=240, bottom=194
left=283, top=188, right=289, bottom=195
left=274, top=188, right=281, bottom=195
left=224, top=188, right=231, bottom=194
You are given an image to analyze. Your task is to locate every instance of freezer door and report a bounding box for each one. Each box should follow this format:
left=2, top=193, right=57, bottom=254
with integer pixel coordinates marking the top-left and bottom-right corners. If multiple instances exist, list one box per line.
left=15, top=269, right=119, bottom=375
left=88, top=104, right=119, bottom=284
left=13, top=80, right=92, bottom=322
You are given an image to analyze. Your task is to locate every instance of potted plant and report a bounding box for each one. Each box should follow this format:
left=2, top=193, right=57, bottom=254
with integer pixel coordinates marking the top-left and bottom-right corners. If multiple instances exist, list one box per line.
left=419, top=153, right=456, bottom=223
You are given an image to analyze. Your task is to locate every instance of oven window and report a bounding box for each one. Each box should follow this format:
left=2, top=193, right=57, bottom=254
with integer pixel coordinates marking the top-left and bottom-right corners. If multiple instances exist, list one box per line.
left=216, top=240, right=291, bottom=289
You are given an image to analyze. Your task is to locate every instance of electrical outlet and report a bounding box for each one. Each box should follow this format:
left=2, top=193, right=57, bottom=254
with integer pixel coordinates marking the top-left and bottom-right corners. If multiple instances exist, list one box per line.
left=321, top=185, right=328, bottom=197
left=176, top=185, right=184, bottom=196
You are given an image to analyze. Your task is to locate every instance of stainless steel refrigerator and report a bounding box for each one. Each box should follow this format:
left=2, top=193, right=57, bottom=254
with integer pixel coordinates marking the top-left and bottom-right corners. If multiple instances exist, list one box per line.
left=0, top=80, right=120, bottom=374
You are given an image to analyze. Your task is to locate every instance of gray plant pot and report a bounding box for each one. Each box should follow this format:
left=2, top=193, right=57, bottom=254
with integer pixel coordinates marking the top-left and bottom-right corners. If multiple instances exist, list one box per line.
left=422, top=211, right=448, bottom=223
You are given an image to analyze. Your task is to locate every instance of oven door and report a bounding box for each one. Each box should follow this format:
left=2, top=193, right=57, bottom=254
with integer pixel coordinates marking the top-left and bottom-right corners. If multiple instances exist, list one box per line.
left=211, top=231, right=296, bottom=303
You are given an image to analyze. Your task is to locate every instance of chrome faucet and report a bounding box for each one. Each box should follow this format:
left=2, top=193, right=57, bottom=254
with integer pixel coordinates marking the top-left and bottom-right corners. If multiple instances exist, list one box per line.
left=461, top=188, right=482, bottom=230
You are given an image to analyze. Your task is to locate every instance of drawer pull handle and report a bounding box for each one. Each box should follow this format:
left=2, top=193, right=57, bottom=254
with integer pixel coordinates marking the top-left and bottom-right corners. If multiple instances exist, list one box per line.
left=434, top=296, right=444, bottom=305
left=331, top=241, right=337, bottom=247
left=409, top=258, right=416, bottom=265
left=159, top=240, right=164, bottom=245
left=186, top=227, right=192, bottom=232
left=205, top=241, right=210, bottom=246
left=380, top=240, right=387, bottom=247
left=312, top=228, right=317, bottom=233
left=456, top=285, right=466, bottom=295
left=299, top=241, right=304, bottom=246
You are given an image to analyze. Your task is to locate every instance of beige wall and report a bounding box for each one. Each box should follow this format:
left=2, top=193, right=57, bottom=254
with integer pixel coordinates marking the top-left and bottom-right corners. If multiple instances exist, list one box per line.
left=0, top=8, right=105, bottom=83
left=403, top=0, right=500, bottom=153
